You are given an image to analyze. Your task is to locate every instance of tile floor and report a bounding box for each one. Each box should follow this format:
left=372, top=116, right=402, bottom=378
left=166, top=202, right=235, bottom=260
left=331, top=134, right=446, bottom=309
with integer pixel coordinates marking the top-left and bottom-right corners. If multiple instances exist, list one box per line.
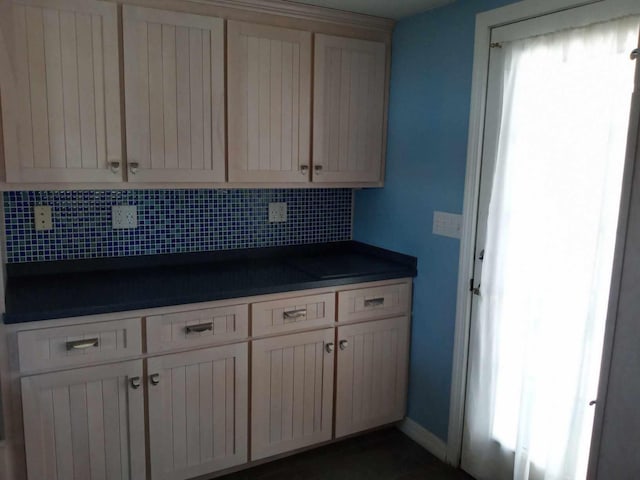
left=220, top=428, right=475, bottom=480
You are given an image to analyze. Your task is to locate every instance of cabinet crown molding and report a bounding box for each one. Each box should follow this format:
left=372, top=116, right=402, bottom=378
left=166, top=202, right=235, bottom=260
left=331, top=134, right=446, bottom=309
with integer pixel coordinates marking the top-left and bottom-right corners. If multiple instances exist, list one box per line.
left=184, top=0, right=396, bottom=31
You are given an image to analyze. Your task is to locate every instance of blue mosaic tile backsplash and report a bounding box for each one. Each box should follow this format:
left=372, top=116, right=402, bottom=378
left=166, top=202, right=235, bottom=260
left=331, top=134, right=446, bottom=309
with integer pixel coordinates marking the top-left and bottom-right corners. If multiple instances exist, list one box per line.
left=4, top=189, right=353, bottom=263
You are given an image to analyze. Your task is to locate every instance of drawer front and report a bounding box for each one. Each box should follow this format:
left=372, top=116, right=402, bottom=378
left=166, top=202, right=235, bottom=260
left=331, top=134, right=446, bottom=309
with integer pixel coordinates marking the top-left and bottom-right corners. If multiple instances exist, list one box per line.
left=251, top=293, right=335, bottom=336
left=338, top=282, right=411, bottom=323
left=146, top=304, right=249, bottom=353
left=18, top=318, right=142, bottom=372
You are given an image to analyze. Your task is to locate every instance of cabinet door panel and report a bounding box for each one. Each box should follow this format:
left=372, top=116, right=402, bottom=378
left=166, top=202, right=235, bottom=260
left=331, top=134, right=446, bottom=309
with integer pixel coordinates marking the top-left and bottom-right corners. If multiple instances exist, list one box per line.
left=5, top=0, right=121, bottom=183
left=335, top=317, right=409, bottom=438
left=147, top=343, right=248, bottom=480
left=228, top=21, right=311, bottom=183
left=251, top=328, right=334, bottom=460
left=313, top=34, right=386, bottom=184
left=123, top=6, right=225, bottom=183
left=21, top=360, right=145, bottom=480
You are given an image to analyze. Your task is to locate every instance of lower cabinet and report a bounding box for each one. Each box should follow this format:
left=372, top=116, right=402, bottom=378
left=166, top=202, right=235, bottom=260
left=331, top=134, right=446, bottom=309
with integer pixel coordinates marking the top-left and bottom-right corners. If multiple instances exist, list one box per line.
left=335, top=316, right=410, bottom=438
left=147, top=343, right=248, bottom=480
left=251, top=328, right=335, bottom=460
left=21, top=360, right=146, bottom=480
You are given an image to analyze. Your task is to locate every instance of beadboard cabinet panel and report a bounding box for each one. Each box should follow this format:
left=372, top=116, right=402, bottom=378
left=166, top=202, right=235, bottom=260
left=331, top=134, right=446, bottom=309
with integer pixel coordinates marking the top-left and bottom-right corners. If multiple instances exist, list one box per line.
left=335, top=317, right=410, bottom=438
left=123, top=6, right=225, bottom=183
left=6, top=0, right=122, bottom=183
left=251, top=328, right=334, bottom=460
left=147, top=343, right=248, bottom=480
left=313, top=34, right=386, bottom=183
left=227, top=21, right=312, bottom=183
left=21, top=360, right=146, bottom=480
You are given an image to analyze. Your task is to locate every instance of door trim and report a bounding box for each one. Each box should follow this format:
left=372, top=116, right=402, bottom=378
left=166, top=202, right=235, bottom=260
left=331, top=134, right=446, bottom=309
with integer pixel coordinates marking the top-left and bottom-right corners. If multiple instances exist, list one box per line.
left=446, top=0, right=640, bottom=468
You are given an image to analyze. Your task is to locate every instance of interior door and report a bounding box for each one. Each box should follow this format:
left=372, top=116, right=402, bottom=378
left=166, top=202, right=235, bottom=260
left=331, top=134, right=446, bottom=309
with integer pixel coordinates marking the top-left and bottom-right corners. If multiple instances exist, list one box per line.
left=461, top=5, right=640, bottom=480
left=147, top=343, right=248, bottom=480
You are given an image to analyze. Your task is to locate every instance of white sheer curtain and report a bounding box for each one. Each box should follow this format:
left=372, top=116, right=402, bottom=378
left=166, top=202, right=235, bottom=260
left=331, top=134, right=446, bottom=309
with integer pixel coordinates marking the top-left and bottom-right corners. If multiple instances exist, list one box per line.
left=462, top=16, right=640, bottom=480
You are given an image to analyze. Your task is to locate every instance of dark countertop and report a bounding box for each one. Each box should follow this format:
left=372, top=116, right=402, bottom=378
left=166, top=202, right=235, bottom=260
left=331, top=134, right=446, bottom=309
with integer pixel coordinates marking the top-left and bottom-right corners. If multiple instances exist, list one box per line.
left=3, top=241, right=417, bottom=324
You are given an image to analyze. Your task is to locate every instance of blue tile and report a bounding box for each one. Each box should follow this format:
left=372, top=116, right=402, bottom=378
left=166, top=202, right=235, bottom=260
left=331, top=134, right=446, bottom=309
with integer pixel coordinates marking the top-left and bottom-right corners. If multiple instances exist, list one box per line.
left=4, top=189, right=353, bottom=263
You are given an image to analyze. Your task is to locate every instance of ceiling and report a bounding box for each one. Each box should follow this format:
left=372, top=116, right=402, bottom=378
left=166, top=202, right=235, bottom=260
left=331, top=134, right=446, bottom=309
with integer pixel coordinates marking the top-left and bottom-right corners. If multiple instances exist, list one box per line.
left=284, top=0, right=455, bottom=20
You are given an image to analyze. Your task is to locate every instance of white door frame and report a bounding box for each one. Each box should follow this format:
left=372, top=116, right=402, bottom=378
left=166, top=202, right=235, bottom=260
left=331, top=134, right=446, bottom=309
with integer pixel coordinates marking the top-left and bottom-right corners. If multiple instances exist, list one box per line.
left=447, top=0, right=640, bottom=468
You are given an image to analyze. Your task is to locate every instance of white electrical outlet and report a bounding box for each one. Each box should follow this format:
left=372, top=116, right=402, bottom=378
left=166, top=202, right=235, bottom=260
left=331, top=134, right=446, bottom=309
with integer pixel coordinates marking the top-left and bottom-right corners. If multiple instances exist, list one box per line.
left=34, top=205, right=53, bottom=231
left=433, top=211, right=462, bottom=239
left=112, top=205, right=138, bottom=229
left=269, top=202, right=287, bottom=223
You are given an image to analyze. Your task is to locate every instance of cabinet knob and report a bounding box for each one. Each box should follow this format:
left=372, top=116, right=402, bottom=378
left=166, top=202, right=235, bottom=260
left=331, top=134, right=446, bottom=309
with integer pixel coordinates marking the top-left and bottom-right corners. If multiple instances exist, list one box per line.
left=314, top=165, right=323, bottom=174
left=129, top=162, right=139, bottom=174
left=108, top=160, right=121, bottom=173
left=300, top=165, right=309, bottom=175
left=325, top=343, right=334, bottom=354
left=130, top=377, right=141, bottom=390
left=150, top=373, right=161, bottom=386
left=631, top=48, right=639, bottom=60
left=339, top=340, right=349, bottom=350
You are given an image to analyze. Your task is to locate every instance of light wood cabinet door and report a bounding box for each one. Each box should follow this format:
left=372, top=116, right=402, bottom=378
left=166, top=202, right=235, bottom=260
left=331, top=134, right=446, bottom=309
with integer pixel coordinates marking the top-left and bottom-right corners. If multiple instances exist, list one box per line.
left=335, top=316, right=409, bottom=438
left=313, top=34, right=387, bottom=184
left=123, top=6, right=225, bottom=183
left=251, top=328, right=334, bottom=460
left=147, top=343, right=248, bottom=480
left=21, top=360, right=146, bottom=480
left=227, top=21, right=312, bottom=183
left=4, top=0, right=122, bottom=183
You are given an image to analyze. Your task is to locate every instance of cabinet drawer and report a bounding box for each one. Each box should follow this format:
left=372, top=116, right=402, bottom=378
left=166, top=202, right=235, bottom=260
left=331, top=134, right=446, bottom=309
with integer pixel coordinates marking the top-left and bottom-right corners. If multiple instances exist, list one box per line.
left=338, top=283, right=410, bottom=323
left=251, top=293, right=335, bottom=336
left=18, top=318, right=142, bottom=372
left=146, top=304, right=249, bottom=353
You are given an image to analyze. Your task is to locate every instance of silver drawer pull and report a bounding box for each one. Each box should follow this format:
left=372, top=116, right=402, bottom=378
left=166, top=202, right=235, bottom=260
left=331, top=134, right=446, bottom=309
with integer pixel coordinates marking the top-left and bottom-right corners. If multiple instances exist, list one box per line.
left=283, top=309, right=307, bottom=320
left=185, top=322, right=213, bottom=334
left=66, top=338, right=99, bottom=351
left=364, top=297, right=385, bottom=307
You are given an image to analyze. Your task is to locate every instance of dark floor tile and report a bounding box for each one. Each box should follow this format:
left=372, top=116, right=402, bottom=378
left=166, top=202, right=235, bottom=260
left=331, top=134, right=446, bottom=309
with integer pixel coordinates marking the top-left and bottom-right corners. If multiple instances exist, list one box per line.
left=219, top=428, right=474, bottom=480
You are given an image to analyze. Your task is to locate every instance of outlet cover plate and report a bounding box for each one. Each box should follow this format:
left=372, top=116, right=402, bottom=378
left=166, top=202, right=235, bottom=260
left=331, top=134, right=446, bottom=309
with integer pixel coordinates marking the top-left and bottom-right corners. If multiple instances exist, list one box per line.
left=112, top=205, right=138, bottom=229
left=269, top=202, right=287, bottom=223
left=34, top=205, right=53, bottom=231
left=433, top=211, right=462, bottom=239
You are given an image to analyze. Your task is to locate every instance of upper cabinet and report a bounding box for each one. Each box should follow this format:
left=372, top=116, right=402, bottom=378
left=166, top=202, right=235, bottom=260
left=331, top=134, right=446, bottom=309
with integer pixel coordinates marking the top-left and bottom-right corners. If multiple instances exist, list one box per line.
left=4, top=0, right=122, bottom=183
left=227, top=21, right=312, bottom=184
left=123, top=6, right=226, bottom=183
left=313, top=35, right=387, bottom=184
left=0, top=1, right=391, bottom=187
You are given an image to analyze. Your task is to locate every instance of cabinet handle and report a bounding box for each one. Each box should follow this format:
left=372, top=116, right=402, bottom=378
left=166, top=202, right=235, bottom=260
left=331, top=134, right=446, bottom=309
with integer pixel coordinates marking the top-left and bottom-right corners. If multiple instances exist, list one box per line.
left=364, top=297, right=385, bottom=307
left=185, top=322, right=213, bottom=334
left=128, top=161, right=139, bottom=174
left=339, top=340, right=349, bottom=350
left=283, top=309, right=307, bottom=320
left=300, top=165, right=309, bottom=175
left=632, top=48, right=639, bottom=60
left=314, top=165, right=323, bottom=174
left=66, top=338, right=99, bottom=351
left=130, top=377, right=141, bottom=389
left=150, top=373, right=161, bottom=386
left=108, top=160, right=121, bottom=173
left=325, top=343, right=334, bottom=354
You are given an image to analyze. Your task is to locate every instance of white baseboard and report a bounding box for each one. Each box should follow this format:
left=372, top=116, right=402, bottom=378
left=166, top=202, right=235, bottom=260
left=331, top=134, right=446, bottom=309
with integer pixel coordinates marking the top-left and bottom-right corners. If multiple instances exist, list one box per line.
left=397, top=417, right=448, bottom=463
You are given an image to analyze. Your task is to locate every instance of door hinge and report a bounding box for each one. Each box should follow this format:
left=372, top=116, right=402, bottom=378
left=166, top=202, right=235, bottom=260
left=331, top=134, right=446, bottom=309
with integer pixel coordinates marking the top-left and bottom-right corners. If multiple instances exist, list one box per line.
left=469, top=278, right=474, bottom=292
left=490, top=42, right=503, bottom=49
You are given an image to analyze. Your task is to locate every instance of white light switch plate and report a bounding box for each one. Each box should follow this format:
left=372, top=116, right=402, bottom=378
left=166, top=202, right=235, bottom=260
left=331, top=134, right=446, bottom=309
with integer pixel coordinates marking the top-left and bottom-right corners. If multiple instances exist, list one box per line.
left=269, top=202, right=287, bottom=223
left=112, top=205, right=138, bottom=229
left=34, top=206, right=53, bottom=231
left=433, top=211, right=462, bottom=239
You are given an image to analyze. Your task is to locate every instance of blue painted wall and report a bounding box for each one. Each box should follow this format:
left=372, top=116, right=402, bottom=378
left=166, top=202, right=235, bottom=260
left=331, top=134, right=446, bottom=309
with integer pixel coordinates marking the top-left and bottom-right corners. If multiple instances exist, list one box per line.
left=353, top=0, right=519, bottom=441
